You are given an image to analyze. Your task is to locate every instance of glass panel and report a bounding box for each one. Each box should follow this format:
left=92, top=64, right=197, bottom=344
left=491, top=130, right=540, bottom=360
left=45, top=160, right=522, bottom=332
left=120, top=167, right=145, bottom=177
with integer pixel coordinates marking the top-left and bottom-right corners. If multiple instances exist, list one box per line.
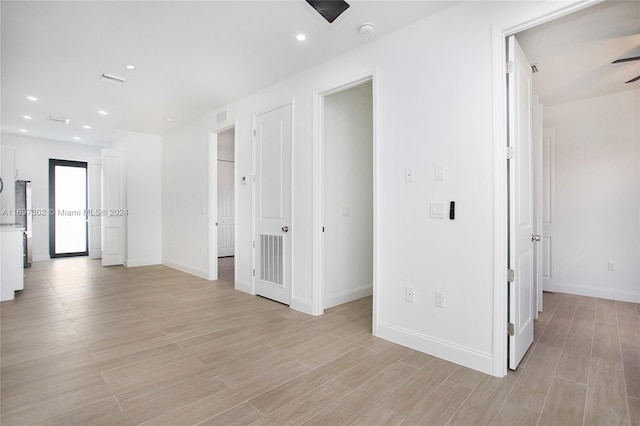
left=55, top=165, right=87, bottom=254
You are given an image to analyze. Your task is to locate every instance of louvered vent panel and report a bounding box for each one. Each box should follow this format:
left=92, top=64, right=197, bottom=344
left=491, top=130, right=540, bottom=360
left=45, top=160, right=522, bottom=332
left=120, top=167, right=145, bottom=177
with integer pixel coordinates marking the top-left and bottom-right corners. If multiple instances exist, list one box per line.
left=260, top=234, right=283, bottom=286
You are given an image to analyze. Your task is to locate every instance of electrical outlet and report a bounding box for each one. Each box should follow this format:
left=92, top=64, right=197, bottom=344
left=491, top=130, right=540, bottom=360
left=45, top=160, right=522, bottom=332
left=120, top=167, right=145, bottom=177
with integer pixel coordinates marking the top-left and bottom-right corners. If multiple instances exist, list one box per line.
left=405, top=287, right=415, bottom=302
left=435, top=291, right=445, bottom=308
left=607, top=261, right=615, bottom=271
left=404, top=168, right=414, bottom=183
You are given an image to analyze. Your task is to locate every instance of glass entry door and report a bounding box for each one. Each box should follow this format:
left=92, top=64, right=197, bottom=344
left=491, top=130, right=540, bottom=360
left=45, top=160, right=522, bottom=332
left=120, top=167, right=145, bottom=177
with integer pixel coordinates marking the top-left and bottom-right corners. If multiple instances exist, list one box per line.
left=49, top=159, right=88, bottom=257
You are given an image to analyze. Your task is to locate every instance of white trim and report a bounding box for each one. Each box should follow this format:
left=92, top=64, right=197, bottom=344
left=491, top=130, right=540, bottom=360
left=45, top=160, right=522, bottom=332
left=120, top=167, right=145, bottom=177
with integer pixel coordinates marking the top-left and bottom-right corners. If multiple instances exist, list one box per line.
left=207, top=132, right=218, bottom=281
left=490, top=0, right=603, bottom=378
left=376, top=321, right=494, bottom=376
left=555, top=282, right=640, bottom=304
left=33, top=255, right=51, bottom=262
left=312, top=72, right=376, bottom=320
left=324, top=284, right=373, bottom=310
left=291, top=297, right=314, bottom=315
left=162, top=258, right=209, bottom=280
left=235, top=278, right=253, bottom=295
left=126, top=258, right=161, bottom=267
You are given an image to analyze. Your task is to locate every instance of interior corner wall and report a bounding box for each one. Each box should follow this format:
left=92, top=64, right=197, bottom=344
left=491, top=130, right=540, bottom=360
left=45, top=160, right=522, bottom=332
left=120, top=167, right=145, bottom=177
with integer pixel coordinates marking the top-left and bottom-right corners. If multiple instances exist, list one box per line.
left=544, top=89, right=640, bottom=302
left=116, top=131, right=163, bottom=267
left=0, top=133, right=102, bottom=262
left=161, top=116, right=211, bottom=278
left=323, top=82, right=373, bottom=308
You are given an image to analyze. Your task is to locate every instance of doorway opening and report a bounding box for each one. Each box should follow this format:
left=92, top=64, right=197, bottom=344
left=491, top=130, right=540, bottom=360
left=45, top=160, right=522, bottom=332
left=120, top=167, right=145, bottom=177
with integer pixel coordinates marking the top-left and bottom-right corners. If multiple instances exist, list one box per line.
left=49, top=159, right=88, bottom=258
left=319, top=79, right=374, bottom=317
left=217, top=127, right=236, bottom=283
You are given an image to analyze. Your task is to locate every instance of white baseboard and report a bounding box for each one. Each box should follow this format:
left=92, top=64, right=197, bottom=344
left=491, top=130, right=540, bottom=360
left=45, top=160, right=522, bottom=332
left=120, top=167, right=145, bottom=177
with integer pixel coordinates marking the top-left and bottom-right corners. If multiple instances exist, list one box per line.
left=162, top=258, right=208, bottom=280
left=324, top=284, right=373, bottom=309
left=291, top=297, right=316, bottom=316
left=235, top=279, right=253, bottom=294
left=127, top=257, right=162, bottom=268
left=32, top=255, right=50, bottom=262
left=555, top=281, right=640, bottom=303
left=375, top=321, right=495, bottom=376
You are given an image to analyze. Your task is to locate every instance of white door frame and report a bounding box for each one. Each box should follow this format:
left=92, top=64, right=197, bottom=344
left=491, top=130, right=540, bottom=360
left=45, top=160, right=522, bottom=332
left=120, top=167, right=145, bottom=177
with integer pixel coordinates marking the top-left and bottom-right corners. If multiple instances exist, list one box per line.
left=208, top=121, right=237, bottom=281
left=491, top=0, right=599, bottom=377
left=312, top=72, right=377, bottom=329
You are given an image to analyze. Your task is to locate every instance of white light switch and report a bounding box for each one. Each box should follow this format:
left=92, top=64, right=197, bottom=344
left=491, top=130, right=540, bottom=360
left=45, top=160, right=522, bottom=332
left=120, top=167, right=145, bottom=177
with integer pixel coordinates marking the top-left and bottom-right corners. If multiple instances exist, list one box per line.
left=434, top=165, right=444, bottom=181
left=341, top=207, right=350, bottom=217
left=404, top=168, right=414, bottom=183
left=430, top=203, right=444, bottom=219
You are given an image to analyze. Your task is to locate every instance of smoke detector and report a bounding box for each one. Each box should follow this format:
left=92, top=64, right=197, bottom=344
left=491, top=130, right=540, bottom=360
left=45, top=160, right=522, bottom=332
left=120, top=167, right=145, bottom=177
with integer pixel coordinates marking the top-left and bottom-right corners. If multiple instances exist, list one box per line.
left=100, top=72, right=127, bottom=85
left=359, top=23, right=375, bottom=36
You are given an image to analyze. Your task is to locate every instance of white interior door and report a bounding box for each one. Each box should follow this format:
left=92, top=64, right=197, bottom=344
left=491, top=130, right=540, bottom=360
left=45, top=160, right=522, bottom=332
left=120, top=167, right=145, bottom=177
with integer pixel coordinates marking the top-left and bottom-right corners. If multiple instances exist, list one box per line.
left=542, top=128, right=556, bottom=292
left=508, top=35, right=535, bottom=370
left=217, top=160, right=235, bottom=257
left=254, top=104, right=292, bottom=305
left=101, top=149, right=123, bottom=266
left=88, top=163, right=102, bottom=259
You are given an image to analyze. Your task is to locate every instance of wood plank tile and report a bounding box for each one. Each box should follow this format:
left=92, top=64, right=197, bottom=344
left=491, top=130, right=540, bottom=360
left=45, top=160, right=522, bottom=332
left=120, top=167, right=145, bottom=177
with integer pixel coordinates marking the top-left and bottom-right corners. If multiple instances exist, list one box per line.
left=538, top=378, right=587, bottom=426
left=621, top=343, right=640, bottom=399
left=334, top=344, right=410, bottom=389
left=592, top=322, right=622, bottom=362
left=199, top=402, right=263, bottom=425
left=492, top=401, right=539, bottom=426
left=584, top=357, right=629, bottom=425
left=555, top=332, right=592, bottom=384
left=33, top=397, right=121, bottom=426
left=400, top=380, right=471, bottom=425
left=629, top=397, right=640, bottom=426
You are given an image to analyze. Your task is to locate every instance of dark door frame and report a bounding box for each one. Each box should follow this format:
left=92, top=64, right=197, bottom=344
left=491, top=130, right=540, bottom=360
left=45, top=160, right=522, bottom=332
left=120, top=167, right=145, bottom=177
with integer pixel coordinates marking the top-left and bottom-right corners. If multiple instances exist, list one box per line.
left=49, top=159, right=89, bottom=258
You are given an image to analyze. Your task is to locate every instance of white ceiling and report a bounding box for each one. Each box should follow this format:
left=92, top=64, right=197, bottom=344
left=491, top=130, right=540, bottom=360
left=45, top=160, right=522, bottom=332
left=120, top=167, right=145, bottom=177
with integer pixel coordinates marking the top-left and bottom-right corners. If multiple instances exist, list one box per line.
left=517, top=0, right=640, bottom=107
left=2, top=1, right=638, bottom=147
left=1, top=0, right=457, bottom=146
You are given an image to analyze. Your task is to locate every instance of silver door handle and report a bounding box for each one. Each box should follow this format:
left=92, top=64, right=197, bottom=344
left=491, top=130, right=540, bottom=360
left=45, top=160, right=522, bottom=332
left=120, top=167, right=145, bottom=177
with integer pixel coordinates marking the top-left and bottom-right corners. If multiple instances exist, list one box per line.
left=532, top=234, right=541, bottom=242
left=282, top=226, right=289, bottom=233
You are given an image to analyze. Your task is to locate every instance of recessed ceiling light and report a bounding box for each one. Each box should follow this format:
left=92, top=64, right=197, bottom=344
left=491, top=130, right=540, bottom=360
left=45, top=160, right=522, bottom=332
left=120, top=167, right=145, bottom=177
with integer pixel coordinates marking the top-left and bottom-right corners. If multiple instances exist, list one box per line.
left=164, top=117, right=175, bottom=123
left=73, top=136, right=81, bottom=140
left=98, top=110, right=108, bottom=115
left=359, top=23, right=375, bottom=36
left=296, top=34, right=307, bottom=41
left=22, top=115, right=32, bottom=120
left=19, top=129, right=28, bottom=133
left=126, top=65, right=136, bottom=70
left=83, top=125, right=92, bottom=129
left=27, top=96, right=38, bottom=101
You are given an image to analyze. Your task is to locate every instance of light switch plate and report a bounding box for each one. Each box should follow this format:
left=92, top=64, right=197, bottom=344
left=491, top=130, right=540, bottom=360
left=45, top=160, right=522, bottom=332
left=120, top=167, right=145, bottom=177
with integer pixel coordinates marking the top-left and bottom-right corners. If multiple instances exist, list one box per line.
left=430, top=203, right=444, bottom=219
left=434, top=165, right=444, bottom=181
left=404, top=168, right=414, bottom=183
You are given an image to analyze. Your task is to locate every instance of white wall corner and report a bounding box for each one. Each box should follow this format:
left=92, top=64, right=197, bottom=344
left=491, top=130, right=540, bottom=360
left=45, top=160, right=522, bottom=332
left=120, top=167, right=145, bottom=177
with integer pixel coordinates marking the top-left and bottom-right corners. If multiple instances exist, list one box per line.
left=126, top=258, right=162, bottom=268
left=235, top=279, right=253, bottom=295
left=291, top=297, right=317, bottom=316
left=162, top=258, right=209, bottom=280
left=324, top=284, right=373, bottom=310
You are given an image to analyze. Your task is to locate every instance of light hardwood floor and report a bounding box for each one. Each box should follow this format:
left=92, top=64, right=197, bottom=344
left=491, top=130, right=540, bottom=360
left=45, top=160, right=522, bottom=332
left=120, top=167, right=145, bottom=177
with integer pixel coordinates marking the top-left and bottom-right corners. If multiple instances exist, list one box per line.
left=1, top=257, right=638, bottom=425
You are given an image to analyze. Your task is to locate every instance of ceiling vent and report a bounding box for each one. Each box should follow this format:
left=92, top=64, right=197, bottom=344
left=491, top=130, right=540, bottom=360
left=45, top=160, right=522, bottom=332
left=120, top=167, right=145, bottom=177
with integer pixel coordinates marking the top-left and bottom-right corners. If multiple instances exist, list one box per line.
left=49, top=116, right=70, bottom=124
left=100, top=73, right=127, bottom=85
left=217, top=110, right=228, bottom=124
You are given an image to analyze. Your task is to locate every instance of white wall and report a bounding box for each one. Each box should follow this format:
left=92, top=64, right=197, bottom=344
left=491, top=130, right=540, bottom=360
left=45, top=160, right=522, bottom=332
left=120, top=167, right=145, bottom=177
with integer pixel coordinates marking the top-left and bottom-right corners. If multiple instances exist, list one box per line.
left=323, top=82, right=373, bottom=308
left=111, top=132, right=163, bottom=267
left=161, top=1, right=583, bottom=375
left=162, top=116, right=211, bottom=278
left=0, top=133, right=102, bottom=261
left=544, top=90, right=640, bottom=302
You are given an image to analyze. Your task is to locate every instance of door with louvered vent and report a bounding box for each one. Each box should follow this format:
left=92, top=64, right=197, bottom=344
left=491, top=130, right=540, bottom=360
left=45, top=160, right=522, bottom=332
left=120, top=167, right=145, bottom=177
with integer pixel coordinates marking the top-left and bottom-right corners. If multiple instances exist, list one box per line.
left=254, top=104, right=292, bottom=305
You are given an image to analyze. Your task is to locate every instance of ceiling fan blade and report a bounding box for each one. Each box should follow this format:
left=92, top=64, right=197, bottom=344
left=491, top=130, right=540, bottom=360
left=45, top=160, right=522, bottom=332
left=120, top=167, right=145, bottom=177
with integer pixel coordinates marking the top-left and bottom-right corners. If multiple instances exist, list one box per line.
left=612, top=56, right=640, bottom=64
left=625, top=75, right=640, bottom=84
left=305, top=0, right=350, bottom=23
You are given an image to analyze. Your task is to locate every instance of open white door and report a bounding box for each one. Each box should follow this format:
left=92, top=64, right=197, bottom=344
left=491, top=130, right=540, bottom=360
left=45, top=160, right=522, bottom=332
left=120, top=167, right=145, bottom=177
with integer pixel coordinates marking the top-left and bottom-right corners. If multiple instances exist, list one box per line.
left=254, top=104, right=292, bottom=305
left=532, top=97, right=543, bottom=315
left=218, top=160, right=235, bottom=257
left=88, top=163, right=102, bottom=259
left=101, top=149, right=123, bottom=266
left=508, top=35, right=535, bottom=370
left=542, top=128, right=556, bottom=292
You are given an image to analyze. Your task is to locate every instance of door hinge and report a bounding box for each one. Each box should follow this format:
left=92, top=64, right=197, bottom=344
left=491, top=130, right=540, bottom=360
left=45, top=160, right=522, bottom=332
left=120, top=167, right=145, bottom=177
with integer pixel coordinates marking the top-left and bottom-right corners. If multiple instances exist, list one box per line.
left=507, top=269, right=515, bottom=282
left=507, top=322, right=515, bottom=336
left=252, top=241, right=255, bottom=248
left=322, top=226, right=325, bottom=232
left=506, top=60, right=514, bottom=74
left=253, top=269, right=256, bottom=277
left=507, top=147, right=514, bottom=160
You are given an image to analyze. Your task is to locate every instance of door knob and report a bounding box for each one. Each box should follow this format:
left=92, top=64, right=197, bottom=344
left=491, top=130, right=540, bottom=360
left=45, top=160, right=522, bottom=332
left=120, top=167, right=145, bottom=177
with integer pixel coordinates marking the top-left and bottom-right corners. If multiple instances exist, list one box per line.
left=531, top=234, right=541, bottom=242
left=282, top=226, right=289, bottom=233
